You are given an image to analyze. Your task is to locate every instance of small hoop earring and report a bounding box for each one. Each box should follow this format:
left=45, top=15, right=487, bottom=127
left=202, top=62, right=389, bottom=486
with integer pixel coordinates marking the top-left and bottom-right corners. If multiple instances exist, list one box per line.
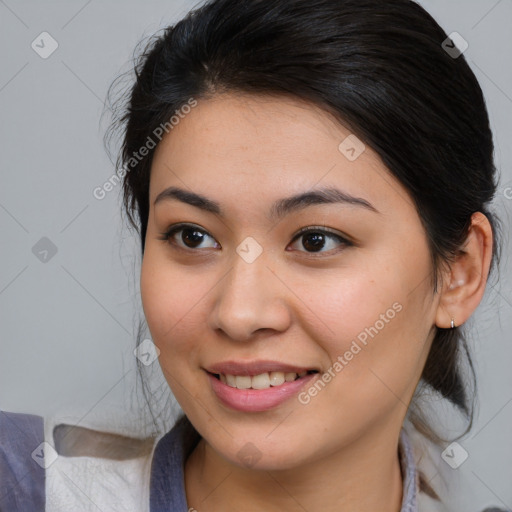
left=450, top=318, right=455, bottom=329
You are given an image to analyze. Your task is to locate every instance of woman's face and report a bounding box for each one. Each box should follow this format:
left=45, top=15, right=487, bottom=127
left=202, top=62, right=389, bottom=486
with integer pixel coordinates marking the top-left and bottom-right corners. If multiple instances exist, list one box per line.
left=141, top=93, right=439, bottom=470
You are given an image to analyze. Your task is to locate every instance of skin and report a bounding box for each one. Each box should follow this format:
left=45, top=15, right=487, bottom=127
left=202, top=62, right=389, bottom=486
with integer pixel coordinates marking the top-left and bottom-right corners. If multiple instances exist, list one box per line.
left=140, top=92, right=493, bottom=511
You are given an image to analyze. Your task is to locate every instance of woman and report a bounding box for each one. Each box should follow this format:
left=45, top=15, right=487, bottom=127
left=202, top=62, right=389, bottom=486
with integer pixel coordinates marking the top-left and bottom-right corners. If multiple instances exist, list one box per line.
left=0, top=0, right=505, bottom=510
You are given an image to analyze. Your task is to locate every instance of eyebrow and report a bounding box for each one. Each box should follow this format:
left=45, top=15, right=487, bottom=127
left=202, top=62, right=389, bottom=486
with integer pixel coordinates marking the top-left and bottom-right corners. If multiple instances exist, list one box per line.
left=154, top=185, right=378, bottom=221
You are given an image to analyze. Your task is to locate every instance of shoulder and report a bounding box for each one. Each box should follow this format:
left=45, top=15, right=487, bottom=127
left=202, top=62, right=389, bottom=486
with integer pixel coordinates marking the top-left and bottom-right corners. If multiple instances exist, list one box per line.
left=0, top=409, right=201, bottom=512
left=0, top=409, right=159, bottom=512
left=400, top=427, right=509, bottom=512
left=399, top=428, right=449, bottom=512
left=0, top=410, right=45, bottom=511
left=150, top=414, right=201, bottom=512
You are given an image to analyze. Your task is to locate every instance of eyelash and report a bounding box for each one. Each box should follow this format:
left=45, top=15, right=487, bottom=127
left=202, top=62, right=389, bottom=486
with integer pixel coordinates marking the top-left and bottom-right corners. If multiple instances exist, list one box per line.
left=158, top=223, right=352, bottom=256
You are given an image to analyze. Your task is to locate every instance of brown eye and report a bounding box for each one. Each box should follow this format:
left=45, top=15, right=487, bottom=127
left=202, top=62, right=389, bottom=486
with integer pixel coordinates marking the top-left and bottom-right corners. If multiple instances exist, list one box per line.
left=160, top=224, right=219, bottom=250
left=289, top=227, right=351, bottom=255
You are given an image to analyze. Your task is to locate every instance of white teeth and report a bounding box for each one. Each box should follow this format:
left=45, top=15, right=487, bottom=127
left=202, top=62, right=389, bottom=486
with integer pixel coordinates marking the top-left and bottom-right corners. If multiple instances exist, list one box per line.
left=219, top=371, right=311, bottom=389
left=235, top=375, right=252, bottom=389
left=269, top=371, right=285, bottom=386
left=251, top=373, right=270, bottom=389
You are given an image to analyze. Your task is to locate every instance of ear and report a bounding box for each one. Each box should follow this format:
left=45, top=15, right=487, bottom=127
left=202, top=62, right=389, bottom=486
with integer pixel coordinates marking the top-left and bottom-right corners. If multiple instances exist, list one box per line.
left=435, top=212, right=494, bottom=329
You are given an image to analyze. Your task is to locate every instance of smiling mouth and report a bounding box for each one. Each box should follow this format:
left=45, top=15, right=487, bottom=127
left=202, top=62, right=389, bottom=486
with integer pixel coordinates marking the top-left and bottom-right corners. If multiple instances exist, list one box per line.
left=209, top=370, right=318, bottom=390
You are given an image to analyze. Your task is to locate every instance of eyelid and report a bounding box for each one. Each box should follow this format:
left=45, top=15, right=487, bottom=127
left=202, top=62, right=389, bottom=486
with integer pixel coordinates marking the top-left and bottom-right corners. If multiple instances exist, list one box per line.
left=288, top=225, right=353, bottom=255
left=158, top=222, right=218, bottom=250
left=159, top=222, right=353, bottom=253
left=291, top=225, right=350, bottom=241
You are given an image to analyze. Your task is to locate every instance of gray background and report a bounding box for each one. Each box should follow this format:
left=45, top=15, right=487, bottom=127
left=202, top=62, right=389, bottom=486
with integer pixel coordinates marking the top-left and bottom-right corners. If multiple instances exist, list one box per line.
left=0, top=1, right=511, bottom=510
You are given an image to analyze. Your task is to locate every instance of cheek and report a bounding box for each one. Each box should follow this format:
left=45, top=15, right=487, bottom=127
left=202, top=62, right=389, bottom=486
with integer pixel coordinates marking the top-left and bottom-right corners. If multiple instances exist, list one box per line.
left=140, top=253, right=199, bottom=407
left=140, top=248, right=213, bottom=363
left=294, top=261, right=405, bottom=348
left=298, top=252, right=432, bottom=397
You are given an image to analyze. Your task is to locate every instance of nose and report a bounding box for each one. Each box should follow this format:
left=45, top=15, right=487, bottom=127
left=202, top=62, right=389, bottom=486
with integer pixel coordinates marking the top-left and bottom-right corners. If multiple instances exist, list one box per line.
left=208, top=249, right=292, bottom=342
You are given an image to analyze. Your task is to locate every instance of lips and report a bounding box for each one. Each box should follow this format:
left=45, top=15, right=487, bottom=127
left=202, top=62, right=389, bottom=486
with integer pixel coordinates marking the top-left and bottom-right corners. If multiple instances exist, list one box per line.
left=204, top=360, right=320, bottom=412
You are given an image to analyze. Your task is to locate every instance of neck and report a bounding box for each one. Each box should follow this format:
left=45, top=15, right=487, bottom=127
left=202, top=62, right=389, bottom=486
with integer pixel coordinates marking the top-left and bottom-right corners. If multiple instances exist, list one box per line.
left=185, top=422, right=404, bottom=512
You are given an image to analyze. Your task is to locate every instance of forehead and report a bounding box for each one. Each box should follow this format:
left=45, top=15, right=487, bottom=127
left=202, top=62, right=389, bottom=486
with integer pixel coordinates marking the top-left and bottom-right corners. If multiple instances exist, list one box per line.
left=149, top=93, right=411, bottom=218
